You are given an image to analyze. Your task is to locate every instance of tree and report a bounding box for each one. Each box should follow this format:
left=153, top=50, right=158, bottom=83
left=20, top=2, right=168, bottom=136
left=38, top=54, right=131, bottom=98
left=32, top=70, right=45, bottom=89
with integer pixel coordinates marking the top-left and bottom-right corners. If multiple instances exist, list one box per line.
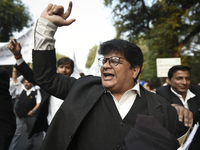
left=104, top=0, right=200, bottom=85
left=85, top=45, right=98, bottom=68
left=0, top=0, right=32, bottom=42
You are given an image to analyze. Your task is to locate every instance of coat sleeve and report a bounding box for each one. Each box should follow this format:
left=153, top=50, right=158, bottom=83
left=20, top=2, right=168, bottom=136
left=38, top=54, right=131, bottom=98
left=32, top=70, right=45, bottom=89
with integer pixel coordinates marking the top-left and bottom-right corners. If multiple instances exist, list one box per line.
left=15, top=61, right=36, bottom=85
left=33, top=49, right=77, bottom=100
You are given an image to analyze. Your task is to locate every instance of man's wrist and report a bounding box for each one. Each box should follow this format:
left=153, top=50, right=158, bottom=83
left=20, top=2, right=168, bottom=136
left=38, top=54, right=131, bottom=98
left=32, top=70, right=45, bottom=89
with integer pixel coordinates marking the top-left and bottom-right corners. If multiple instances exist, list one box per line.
left=32, top=110, right=36, bottom=114
left=14, top=54, right=22, bottom=60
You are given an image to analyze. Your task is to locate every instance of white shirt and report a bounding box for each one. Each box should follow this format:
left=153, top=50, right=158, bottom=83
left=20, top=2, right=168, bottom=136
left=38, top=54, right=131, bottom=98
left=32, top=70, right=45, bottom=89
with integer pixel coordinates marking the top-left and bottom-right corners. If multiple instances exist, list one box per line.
left=106, top=83, right=141, bottom=119
left=47, top=96, right=63, bottom=125
left=15, top=81, right=42, bottom=104
left=170, top=87, right=195, bottom=109
left=9, top=75, right=24, bottom=99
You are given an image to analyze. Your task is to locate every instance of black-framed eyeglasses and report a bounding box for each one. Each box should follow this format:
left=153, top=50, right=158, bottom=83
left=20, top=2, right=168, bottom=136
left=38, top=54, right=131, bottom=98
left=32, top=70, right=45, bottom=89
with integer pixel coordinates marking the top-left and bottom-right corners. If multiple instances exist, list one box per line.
left=98, top=56, right=124, bottom=67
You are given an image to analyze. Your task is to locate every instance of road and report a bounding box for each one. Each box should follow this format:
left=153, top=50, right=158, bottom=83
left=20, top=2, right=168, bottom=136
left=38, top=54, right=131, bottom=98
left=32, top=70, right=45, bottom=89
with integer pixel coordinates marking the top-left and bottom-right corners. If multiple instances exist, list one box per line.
left=15, top=125, right=43, bottom=150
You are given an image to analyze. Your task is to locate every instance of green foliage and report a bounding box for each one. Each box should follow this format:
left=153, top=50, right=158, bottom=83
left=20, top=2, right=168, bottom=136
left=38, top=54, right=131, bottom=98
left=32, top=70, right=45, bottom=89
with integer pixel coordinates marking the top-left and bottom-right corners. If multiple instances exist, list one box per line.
left=85, top=45, right=98, bottom=68
left=104, top=0, right=200, bottom=86
left=0, top=0, right=33, bottom=42
left=56, top=52, right=68, bottom=62
left=0, top=65, right=13, bottom=77
left=56, top=52, right=69, bottom=66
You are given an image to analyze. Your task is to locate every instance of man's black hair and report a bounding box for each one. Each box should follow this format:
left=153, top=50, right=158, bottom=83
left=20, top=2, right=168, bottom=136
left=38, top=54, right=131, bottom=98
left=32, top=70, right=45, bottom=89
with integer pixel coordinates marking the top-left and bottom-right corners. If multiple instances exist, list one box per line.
left=57, top=57, right=74, bottom=73
left=168, top=65, right=191, bottom=79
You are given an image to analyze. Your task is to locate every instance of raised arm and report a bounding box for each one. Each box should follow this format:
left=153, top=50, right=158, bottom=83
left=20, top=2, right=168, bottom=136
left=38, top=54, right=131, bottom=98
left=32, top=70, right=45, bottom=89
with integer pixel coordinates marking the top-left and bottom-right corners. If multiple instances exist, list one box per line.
left=8, top=39, right=36, bottom=84
left=12, top=66, right=18, bottom=83
left=33, top=2, right=76, bottom=99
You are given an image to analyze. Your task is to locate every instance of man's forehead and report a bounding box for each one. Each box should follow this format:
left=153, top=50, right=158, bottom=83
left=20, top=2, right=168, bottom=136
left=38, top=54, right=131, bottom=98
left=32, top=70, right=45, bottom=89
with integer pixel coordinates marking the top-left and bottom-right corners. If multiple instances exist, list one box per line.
left=58, top=62, right=71, bottom=67
left=173, top=70, right=190, bottom=77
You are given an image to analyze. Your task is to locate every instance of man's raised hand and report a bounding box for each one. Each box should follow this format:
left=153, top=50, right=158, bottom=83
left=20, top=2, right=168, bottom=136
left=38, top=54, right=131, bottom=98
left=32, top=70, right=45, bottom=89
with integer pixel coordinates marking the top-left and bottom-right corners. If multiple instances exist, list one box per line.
left=7, top=39, right=22, bottom=57
left=40, top=1, right=75, bottom=27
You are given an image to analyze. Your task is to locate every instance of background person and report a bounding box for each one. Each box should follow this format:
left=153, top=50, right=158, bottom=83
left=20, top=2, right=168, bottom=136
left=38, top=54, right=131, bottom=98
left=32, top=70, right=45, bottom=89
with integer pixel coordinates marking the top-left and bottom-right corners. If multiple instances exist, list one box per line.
left=8, top=66, right=24, bottom=106
left=7, top=38, right=74, bottom=139
left=156, top=65, right=200, bottom=150
left=8, top=69, right=41, bottom=150
left=0, top=67, right=16, bottom=150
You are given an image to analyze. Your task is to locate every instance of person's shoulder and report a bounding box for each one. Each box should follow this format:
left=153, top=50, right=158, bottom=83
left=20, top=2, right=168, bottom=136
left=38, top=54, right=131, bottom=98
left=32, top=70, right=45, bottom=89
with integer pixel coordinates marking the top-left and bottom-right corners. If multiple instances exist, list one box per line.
left=78, top=75, right=101, bottom=81
left=0, top=67, right=8, bottom=75
left=75, top=75, right=101, bottom=86
left=156, top=85, right=170, bottom=91
left=146, top=88, right=174, bottom=109
left=0, top=68, right=9, bottom=81
left=148, top=90, right=167, bottom=100
left=190, top=84, right=200, bottom=94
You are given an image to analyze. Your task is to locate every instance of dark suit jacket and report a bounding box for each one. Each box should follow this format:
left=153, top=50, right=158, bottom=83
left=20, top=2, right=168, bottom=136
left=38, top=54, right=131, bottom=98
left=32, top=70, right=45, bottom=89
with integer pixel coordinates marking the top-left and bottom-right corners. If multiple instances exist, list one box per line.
left=156, top=85, right=200, bottom=149
left=33, top=50, right=179, bottom=150
left=0, top=68, right=16, bottom=150
left=15, top=62, right=50, bottom=138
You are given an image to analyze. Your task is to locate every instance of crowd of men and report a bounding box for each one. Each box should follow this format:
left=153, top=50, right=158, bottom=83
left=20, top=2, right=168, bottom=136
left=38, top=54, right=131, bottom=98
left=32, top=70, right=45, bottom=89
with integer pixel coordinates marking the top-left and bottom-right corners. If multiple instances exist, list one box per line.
left=0, top=1, right=199, bottom=150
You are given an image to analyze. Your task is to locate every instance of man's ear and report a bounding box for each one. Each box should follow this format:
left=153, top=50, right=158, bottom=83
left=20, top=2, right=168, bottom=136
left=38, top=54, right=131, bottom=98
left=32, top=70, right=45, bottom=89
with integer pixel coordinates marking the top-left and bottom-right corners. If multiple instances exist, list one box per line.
left=132, top=65, right=140, bottom=79
left=167, top=77, right=171, bottom=85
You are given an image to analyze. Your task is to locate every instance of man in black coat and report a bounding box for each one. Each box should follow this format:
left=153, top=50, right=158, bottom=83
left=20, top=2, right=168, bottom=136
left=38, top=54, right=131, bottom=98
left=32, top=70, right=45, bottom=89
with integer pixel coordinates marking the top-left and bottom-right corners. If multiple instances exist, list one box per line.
left=156, top=65, right=200, bottom=150
left=0, top=68, right=16, bottom=150
left=28, top=2, right=182, bottom=150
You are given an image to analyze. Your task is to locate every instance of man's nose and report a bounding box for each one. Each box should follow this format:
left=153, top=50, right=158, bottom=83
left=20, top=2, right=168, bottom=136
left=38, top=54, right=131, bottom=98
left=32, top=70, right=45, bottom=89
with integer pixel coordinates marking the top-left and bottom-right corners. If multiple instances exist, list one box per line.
left=62, top=67, right=66, bottom=72
left=182, top=78, right=187, bottom=84
left=102, top=60, right=111, bottom=68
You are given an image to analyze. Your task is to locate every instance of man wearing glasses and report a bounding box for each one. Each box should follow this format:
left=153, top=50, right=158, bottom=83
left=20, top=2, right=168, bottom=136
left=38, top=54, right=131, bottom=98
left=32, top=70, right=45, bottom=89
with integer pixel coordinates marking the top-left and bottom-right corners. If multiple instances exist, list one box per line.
left=31, top=2, right=186, bottom=150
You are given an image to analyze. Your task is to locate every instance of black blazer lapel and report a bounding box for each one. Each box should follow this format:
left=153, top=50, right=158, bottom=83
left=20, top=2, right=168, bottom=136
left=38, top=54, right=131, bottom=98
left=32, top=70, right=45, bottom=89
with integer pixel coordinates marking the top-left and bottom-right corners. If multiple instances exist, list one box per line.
left=141, top=86, right=164, bottom=125
left=73, top=84, right=104, bottom=132
left=169, top=92, right=183, bottom=105
left=188, top=96, right=199, bottom=116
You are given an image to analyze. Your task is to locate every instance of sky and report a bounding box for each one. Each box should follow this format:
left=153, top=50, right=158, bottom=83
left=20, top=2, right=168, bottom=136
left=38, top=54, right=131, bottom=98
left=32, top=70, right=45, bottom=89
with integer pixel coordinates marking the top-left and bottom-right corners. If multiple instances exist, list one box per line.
left=14, top=0, right=116, bottom=71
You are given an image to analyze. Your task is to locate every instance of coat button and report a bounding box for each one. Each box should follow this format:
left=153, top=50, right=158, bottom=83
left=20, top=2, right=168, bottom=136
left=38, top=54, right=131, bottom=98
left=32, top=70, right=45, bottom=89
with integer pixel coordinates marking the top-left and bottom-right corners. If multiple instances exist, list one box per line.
left=69, top=133, right=73, bottom=139
left=120, top=121, right=125, bottom=127
left=117, top=144, right=122, bottom=149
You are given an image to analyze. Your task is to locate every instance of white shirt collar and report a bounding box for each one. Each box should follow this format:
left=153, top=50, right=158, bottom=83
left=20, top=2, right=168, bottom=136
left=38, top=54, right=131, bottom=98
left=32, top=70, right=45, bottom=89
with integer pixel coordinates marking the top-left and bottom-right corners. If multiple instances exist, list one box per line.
left=105, top=82, right=141, bottom=119
left=23, top=86, right=36, bottom=96
left=170, top=87, right=195, bottom=109
left=105, top=82, right=141, bottom=97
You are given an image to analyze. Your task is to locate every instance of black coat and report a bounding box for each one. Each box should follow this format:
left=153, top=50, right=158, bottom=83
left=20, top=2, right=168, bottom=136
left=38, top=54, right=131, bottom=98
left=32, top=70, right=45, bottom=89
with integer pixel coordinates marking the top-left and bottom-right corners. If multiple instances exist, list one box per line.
left=0, top=68, right=16, bottom=150
left=33, top=50, right=179, bottom=150
left=156, top=85, right=200, bottom=150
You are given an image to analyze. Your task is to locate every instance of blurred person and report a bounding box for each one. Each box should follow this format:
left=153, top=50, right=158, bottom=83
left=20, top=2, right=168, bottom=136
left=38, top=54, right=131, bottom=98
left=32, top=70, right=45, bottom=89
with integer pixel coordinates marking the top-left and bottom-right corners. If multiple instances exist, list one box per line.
left=8, top=69, right=41, bottom=150
left=143, top=82, right=151, bottom=91
left=9, top=66, right=23, bottom=106
left=163, top=77, right=170, bottom=86
left=156, top=65, right=200, bottom=150
left=0, top=67, right=16, bottom=150
left=7, top=38, right=74, bottom=139
left=30, top=2, right=183, bottom=149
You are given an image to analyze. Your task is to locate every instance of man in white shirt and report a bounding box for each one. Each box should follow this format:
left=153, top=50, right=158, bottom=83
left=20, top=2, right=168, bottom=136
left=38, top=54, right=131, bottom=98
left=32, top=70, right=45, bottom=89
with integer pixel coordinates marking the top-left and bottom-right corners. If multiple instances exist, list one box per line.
left=9, top=66, right=23, bottom=105
left=8, top=69, right=41, bottom=150
left=156, top=65, right=200, bottom=150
